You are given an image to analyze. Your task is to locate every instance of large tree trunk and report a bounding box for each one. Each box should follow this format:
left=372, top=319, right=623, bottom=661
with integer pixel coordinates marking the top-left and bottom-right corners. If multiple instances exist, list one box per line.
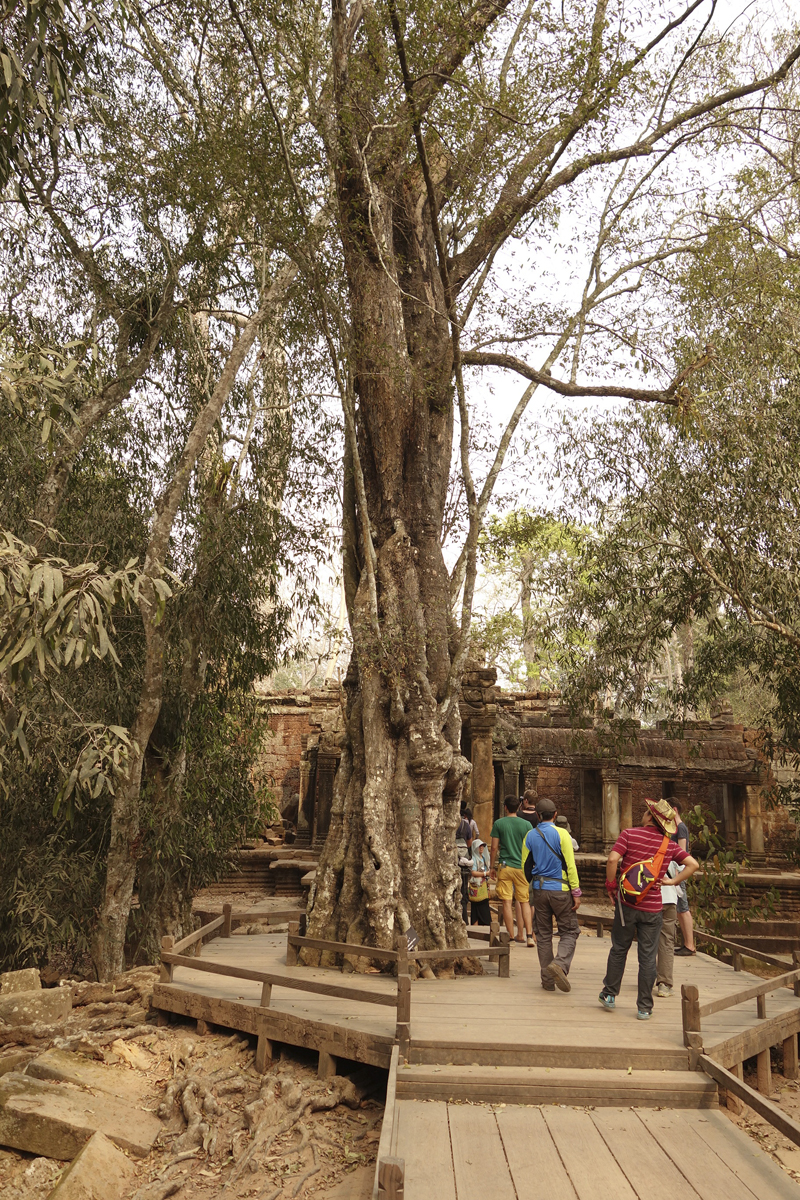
left=306, top=144, right=473, bottom=955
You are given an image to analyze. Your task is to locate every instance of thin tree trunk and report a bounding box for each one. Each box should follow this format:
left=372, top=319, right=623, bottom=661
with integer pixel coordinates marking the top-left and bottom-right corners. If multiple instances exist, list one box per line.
left=91, top=289, right=282, bottom=978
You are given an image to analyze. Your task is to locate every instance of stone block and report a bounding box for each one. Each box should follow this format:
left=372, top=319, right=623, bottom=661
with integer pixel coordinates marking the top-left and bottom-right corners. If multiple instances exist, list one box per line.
left=0, top=1052, right=30, bottom=1077
left=0, top=968, right=41, bottom=994
left=0, top=987, right=72, bottom=1027
left=26, top=1049, right=153, bottom=1104
left=0, top=1068, right=160, bottom=1158
left=49, top=1130, right=136, bottom=1199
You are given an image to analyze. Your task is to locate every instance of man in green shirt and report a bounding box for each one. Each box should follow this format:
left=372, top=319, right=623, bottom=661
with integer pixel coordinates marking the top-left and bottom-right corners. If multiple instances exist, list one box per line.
left=490, top=797, right=534, bottom=947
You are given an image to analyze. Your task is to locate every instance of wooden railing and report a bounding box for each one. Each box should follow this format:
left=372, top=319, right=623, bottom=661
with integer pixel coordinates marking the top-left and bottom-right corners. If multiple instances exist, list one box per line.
left=681, top=951, right=800, bottom=1111
left=695, top=929, right=800, bottom=975
left=698, top=1055, right=800, bottom=1149
left=373, top=1045, right=403, bottom=1200
left=159, top=906, right=512, bottom=1068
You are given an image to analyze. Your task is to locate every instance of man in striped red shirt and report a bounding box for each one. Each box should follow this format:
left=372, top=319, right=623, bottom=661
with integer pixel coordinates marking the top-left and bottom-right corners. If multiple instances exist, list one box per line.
left=599, top=798, right=699, bottom=1020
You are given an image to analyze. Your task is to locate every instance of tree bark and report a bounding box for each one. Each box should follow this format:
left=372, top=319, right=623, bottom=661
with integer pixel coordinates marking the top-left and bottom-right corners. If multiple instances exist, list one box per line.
left=306, top=76, right=473, bottom=955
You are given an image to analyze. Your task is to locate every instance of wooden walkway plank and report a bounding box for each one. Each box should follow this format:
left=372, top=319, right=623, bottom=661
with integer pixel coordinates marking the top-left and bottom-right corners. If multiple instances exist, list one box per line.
left=682, top=1108, right=800, bottom=1200
left=393, top=1101, right=455, bottom=1200
left=542, top=1106, right=639, bottom=1200
left=496, top=1105, right=578, bottom=1200
left=636, top=1109, right=761, bottom=1200
left=447, top=1104, right=515, bottom=1200
left=590, top=1108, right=703, bottom=1199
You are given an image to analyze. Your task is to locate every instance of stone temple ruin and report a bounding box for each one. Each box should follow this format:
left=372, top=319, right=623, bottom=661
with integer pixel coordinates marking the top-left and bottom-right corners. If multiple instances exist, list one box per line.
left=199, top=666, right=800, bottom=952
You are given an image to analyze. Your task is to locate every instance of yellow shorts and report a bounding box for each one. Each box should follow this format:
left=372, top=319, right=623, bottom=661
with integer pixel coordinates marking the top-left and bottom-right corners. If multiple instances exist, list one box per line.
left=496, top=865, right=529, bottom=902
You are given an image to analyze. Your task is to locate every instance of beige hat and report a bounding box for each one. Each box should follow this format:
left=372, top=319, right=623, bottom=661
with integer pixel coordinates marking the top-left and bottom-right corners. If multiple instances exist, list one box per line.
left=644, top=797, right=678, bottom=836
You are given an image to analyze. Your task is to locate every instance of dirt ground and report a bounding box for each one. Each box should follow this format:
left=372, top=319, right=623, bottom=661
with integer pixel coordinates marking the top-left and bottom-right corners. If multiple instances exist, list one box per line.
left=0, top=966, right=382, bottom=1200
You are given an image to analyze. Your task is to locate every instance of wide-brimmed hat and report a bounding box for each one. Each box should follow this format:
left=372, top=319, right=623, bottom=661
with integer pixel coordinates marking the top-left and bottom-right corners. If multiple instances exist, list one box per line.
left=644, top=797, right=678, bottom=836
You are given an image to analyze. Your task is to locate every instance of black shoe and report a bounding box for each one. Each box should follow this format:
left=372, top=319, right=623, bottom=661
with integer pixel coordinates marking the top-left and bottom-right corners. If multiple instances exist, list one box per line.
left=674, top=946, right=696, bottom=956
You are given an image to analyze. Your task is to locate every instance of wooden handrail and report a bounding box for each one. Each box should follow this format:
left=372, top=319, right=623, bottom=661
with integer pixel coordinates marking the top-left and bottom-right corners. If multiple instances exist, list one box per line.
left=286, top=930, right=510, bottom=976
left=160, top=951, right=399, bottom=1008
left=695, top=929, right=792, bottom=972
left=374, top=1045, right=404, bottom=1200
left=172, top=914, right=224, bottom=955
left=698, top=1054, right=800, bottom=1149
left=698, top=969, right=800, bottom=1019
left=287, top=934, right=400, bottom=962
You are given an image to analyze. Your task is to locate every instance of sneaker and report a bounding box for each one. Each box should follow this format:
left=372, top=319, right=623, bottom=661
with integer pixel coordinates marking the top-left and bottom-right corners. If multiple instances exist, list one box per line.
left=655, top=983, right=673, bottom=998
left=599, top=992, right=615, bottom=1011
left=546, top=961, right=571, bottom=993
left=526, top=936, right=536, bottom=948
left=674, top=946, right=696, bottom=956
left=637, top=1009, right=652, bottom=1020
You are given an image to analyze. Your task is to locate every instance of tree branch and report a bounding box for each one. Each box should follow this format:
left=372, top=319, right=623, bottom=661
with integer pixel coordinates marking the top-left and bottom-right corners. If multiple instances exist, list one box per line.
left=460, top=347, right=713, bottom=404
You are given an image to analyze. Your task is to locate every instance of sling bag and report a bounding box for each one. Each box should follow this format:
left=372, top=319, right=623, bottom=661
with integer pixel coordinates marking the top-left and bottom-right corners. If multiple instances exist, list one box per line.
left=523, top=825, right=569, bottom=889
left=618, top=834, right=670, bottom=907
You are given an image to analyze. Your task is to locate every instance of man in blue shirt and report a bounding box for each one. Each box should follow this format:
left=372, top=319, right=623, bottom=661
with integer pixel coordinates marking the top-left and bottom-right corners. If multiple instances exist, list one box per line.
left=522, top=798, right=582, bottom=993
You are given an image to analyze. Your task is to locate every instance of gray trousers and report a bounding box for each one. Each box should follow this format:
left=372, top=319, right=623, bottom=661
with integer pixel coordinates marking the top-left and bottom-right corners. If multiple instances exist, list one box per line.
left=533, top=890, right=580, bottom=987
left=657, top=903, right=677, bottom=987
left=602, top=903, right=663, bottom=1013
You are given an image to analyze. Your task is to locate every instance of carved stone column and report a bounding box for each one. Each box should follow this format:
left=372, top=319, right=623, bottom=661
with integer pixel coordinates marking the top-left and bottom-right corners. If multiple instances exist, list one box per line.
left=745, top=784, right=765, bottom=858
left=312, top=743, right=340, bottom=849
left=469, top=719, right=495, bottom=845
left=619, top=782, right=633, bottom=834
left=601, top=771, right=620, bottom=852
left=295, top=739, right=314, bottom=848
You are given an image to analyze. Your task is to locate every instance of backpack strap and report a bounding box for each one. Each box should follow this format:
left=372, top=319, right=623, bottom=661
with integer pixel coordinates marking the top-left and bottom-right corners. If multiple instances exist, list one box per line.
left=635, top=835, right=670, bottom=904
left=531, top=826, right=569, bottom=889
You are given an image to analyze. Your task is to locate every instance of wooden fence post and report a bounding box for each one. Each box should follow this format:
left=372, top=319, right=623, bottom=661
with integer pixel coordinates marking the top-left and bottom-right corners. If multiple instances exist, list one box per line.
left=681, top=984, right=701, bottom=1051
left=396, top=957, right=411, bottom=1062
left=733, top=952, right=743, bottom=972
left=596, top=918, right=604, bottom=939
left=255, top=1018, right=273, bottom=1073
left=757, top=994, right=767, bottom=1019
left=784, top=1035, right=799, bottom=1081
left=286, top=921, right=300, bottom=966
left=793, top=951, right=800, bottom=998
left=222, top=903, right=232, bottom=938
left=378, top=1157, right=405, bottom=1200
left=160, top=936, right=174, bottom=983
left=498, top=930, right=510, bottom=979
left=727, top=1061, right=743, bottom=1114
left=758, top=1048, right=773, bottom=1097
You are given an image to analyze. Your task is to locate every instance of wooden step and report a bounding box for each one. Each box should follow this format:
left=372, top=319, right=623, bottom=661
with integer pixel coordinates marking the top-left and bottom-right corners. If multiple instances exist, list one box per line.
left=395, top=1064, right=718, bottom=1108
left=408, top=1040, right=688, bottom=1071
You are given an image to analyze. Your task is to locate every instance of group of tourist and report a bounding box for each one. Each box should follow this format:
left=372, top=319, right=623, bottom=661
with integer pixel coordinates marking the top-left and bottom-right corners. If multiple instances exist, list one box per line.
left=462, top=792, right=700, bottom=1018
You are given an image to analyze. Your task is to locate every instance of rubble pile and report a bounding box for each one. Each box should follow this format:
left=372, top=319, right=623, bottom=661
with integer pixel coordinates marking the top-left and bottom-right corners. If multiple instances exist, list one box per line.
left=0, top=967, right=380, bottom=1200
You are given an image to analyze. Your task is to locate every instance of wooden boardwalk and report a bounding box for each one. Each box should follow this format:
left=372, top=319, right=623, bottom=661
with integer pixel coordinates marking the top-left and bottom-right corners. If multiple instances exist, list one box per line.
left=152, top=924, right=800, bottom=1198
left=153, top=930, right=800, bottom=1072
left=388, top=1102, right=800, bottom=1199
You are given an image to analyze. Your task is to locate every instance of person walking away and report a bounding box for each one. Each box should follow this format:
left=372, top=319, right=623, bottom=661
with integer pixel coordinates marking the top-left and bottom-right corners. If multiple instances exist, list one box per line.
left=655, top=860, right=679, bottom=997
left=468, top=837, right=492, bottom=926
left=490, top=797, right=534, bottom=947
left=513, top=798, right=536, bottom=942
left=599, top=798, right=699, bottom=1019
left=672, top=801, right=696, bottom=956
left=463, top=806, right=480, bottom=842
left=555, top=814, right=579, bottom=851
left=456, top=813, right=473, bottom=923
left=523, top=798, right=581, bottom=992
left=518, top=792, right=539, bottom=827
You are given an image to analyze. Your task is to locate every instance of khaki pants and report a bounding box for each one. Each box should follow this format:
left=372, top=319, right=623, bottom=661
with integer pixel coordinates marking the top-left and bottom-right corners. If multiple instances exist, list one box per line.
left=657, top=903, right=677, bottom=987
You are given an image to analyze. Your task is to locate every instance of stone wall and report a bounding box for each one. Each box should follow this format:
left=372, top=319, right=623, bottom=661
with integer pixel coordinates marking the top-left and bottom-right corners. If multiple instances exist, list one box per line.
left=255, top=685, right=342, bottom=812
left=255, top=676, right=797, bottom=862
